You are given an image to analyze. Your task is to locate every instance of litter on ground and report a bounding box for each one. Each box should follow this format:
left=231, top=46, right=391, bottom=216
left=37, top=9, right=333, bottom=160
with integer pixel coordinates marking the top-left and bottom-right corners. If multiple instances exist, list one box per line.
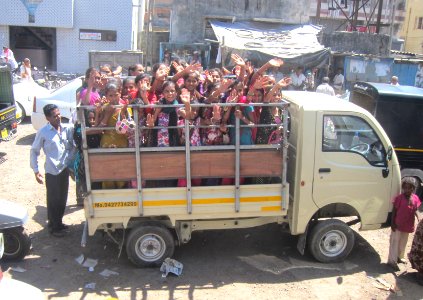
left=160, top=258, right=183, bottom=277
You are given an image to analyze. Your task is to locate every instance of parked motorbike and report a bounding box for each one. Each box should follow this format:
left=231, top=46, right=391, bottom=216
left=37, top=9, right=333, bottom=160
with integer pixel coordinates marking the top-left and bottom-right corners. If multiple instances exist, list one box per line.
left=32, top=66, right=48, bottom=89
left=0, top=199, right=31, bottom=261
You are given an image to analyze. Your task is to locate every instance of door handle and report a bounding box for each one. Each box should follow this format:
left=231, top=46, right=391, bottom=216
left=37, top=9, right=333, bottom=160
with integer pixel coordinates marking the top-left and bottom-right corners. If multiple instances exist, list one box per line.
left=319, top=168, right=331, bottom=173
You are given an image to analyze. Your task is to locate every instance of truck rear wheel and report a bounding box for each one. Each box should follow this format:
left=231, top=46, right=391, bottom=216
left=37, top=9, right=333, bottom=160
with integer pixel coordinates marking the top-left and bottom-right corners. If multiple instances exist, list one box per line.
left=126, top=224, right=175, bottom=267
left=1, top=226, right=31, bottom=261
left=308, top=219, right=354, bottom=263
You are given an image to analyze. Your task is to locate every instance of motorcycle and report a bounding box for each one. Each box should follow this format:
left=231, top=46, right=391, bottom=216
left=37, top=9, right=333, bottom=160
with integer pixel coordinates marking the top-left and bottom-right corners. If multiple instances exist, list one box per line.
left=0, top=199, right=31, bottom=261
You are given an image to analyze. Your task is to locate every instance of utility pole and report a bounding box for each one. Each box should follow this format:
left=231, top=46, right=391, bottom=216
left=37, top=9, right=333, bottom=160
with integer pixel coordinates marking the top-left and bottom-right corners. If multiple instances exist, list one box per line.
left=388, top=0, right=396, bottom=51
left=352, top=0, right=361, bottom=31
left=376, top=0, right=384, bottom=33
left=316, top=0, right=322, bottom=24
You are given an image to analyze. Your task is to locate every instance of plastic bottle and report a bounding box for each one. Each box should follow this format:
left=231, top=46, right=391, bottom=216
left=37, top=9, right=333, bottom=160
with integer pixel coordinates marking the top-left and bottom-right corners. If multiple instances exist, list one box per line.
left=351, top=131, right=360, bottom=146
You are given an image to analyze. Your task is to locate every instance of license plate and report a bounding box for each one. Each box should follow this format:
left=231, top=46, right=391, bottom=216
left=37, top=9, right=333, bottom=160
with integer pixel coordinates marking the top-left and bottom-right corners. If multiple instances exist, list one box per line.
left=1, top=128, right=8, bottom=139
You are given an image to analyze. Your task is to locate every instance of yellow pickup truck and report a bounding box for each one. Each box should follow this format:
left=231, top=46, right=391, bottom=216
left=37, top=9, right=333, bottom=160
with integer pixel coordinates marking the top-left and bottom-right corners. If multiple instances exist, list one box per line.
left=78, top=91, right=400, bottom=267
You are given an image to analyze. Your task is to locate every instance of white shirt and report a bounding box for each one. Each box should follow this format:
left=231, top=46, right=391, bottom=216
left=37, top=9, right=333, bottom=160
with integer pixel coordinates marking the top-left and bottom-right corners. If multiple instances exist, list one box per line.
left=30, top=123, right=75, bottom=175
left=333, top=74, right=344, bottom=88
left=316, top=83, right=335, bottom=96
left=20, top=65, right=32, bottom=81
left=1, top=48, right=18, bottom=69
left=290, top=72, right=306, bottom=87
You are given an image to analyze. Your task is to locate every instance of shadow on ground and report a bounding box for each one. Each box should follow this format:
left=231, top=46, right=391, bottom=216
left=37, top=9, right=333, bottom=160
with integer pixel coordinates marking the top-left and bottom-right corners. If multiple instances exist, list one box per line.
left=1, top=219, right=403, bottom=300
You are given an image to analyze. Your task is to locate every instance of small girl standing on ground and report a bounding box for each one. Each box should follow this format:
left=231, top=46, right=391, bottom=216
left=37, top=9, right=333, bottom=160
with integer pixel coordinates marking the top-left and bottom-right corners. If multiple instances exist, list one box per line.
left=388, top=177, right=421, bottom=270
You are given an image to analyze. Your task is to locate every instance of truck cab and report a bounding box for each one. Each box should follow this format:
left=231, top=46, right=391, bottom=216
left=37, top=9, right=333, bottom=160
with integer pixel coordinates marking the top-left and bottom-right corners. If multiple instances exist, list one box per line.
left=0, top=63, right=17, bottom=141
left=350, top=82, right=423, bottom=196
left=284, top=92, right=401, bottom=236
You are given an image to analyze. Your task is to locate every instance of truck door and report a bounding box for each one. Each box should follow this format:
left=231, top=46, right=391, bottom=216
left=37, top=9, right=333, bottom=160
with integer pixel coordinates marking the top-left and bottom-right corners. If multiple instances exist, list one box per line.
left=313, top=113, right=392, bottom=226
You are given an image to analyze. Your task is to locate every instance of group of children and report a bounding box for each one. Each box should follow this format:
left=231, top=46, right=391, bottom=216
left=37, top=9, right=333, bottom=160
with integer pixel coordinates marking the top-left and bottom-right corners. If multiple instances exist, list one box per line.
left=73, top=55, right=291, bottom=188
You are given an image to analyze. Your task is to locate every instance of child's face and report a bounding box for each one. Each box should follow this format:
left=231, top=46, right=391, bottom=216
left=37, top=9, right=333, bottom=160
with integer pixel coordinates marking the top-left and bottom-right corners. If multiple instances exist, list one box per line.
left=210, top=71, right=221, bottom=83
left=254, top=91, right=263, bottom=103
left=106, top=88, right=121, bottom=104
left=138, top=78, right=150, bottom=89
left=234, top=66, right=241, bottom=77
left=156, top=64, right=168, bottom=81
left=123, top=81, right=136, bottom=96
left=88, top=112, right=95, bottom=126
left=185, top=75, right=199, bottom=91
left=402, top=183, right=415, bottom=197
left=163, top=85, right=177, bottom=103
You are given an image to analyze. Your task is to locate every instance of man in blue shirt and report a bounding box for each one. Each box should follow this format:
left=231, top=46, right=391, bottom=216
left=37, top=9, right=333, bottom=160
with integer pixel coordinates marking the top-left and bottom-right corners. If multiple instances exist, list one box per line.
left=30, top=104, right=76, bottom=237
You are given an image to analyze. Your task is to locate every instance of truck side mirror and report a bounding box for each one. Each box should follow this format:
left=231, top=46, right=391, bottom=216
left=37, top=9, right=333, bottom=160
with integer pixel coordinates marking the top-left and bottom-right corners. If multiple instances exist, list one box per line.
left=382, top=146, right=393, bottom=178
left=386, top=146, right=393, bottom=162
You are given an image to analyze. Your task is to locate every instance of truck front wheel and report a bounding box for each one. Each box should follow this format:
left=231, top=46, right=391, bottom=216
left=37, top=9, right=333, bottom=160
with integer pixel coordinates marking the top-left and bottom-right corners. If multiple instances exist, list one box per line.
left=126, top=224, right=175, bottom=267
left=308, top=219, right=355, bottom=263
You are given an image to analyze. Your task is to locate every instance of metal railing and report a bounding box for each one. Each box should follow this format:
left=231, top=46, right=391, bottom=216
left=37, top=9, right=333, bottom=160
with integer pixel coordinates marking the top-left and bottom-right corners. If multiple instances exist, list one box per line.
left=78, top=100, right=290, bottom=217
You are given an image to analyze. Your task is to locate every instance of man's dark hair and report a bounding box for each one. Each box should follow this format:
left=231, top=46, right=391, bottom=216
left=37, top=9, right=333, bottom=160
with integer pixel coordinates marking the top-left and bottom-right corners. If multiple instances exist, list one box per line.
left=43, top=104, right=58, bottom=117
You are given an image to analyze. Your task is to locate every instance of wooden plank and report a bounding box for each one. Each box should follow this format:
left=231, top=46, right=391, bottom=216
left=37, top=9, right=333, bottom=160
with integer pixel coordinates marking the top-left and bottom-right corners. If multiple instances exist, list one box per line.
left=89, top=150, right=282, bottom=181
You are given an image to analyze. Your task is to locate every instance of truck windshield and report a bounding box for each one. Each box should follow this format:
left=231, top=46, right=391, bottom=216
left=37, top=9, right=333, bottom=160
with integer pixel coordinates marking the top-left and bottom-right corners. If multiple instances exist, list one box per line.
left=323, top=115, right=386, bottom=166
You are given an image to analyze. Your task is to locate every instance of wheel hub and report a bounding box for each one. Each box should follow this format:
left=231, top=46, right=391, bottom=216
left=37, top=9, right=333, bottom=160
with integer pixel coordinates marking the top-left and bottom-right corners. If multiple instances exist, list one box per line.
left=319, top=230, right=347, bottom=257
left=135, top=234, right=166, bottom=262
left=4, top=233, right=21, bottom=256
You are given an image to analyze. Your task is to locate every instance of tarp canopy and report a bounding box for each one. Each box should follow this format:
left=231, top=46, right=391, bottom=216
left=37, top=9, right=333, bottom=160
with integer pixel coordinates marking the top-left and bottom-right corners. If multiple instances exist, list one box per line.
left=210, top=20, right=330, bottom=69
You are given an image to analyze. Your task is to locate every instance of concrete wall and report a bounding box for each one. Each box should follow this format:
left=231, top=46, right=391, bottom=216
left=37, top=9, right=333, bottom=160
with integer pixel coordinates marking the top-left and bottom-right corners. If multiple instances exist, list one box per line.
left=0, top=0, right=136, bottom=74
left=169, top=0, right=312, bottom=43
left=322, top=31, right=391, bottom=56
left=0, top=0, right=74, bottom=28
left=57, top=0, right=134, bottom=73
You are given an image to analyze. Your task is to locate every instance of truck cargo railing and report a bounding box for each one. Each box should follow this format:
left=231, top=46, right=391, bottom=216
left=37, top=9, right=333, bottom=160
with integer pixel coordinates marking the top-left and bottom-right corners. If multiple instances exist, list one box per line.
left=77, top=101, right=290, bottom=218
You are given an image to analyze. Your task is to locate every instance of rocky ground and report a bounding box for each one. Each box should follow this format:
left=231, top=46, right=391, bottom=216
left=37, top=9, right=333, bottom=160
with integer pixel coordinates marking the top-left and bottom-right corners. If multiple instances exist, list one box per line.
left=0, top=120, right=422, bottom=300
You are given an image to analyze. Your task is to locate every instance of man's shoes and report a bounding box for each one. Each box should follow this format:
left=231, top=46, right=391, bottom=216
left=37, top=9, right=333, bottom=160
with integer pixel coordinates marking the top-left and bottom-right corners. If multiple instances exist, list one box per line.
left=50, top=230, right=65, bottom=238
left=59, top=224, right=69, bottom=230
left=397, top=258, right=407, bottom=264
left=48, top=223, right=69, bottom=230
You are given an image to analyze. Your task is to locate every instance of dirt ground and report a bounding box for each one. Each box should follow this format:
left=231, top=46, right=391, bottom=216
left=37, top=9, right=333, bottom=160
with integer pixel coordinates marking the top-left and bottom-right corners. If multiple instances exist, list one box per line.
left=0, top=120, right=422, bottom=300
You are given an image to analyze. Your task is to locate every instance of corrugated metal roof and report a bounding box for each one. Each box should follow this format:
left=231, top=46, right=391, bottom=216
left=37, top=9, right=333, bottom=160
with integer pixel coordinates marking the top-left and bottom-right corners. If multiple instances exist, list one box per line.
left=391, top=50, right=423, bottom=57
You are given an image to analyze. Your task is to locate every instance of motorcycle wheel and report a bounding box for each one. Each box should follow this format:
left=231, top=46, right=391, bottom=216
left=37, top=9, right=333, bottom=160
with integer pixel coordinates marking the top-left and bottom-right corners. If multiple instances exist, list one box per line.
left=1, top=227, right=31, bottom=261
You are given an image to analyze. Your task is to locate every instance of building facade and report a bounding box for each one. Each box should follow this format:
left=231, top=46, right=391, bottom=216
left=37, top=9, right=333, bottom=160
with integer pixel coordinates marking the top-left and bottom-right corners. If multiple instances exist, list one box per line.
left=0, top=0, right=141, bottom=73
left=309, top=0, right=406, bottom=37
left=400, top=0, right=423, bottom=54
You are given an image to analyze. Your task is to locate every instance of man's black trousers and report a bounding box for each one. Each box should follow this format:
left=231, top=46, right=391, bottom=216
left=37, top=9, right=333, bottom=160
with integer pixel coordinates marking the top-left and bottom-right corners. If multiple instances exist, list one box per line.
left=45, top=169, right=69, bottom=231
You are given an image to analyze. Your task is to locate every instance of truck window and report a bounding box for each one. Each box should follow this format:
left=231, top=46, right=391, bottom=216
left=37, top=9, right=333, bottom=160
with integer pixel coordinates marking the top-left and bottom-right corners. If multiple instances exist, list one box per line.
left=323, top=115, right=386, bottom=166
left=374, top=97, right=423, bottom=149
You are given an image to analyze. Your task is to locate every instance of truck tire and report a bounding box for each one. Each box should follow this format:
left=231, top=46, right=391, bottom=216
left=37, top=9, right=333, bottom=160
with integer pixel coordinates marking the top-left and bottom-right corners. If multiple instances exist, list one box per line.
left=1, top=227, right=31, bottom=261
left=308, top=219, right=354, bottom=263
left=17, top=103, right=26, bottom=124
left=126, top=224, right=174, bottom=267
